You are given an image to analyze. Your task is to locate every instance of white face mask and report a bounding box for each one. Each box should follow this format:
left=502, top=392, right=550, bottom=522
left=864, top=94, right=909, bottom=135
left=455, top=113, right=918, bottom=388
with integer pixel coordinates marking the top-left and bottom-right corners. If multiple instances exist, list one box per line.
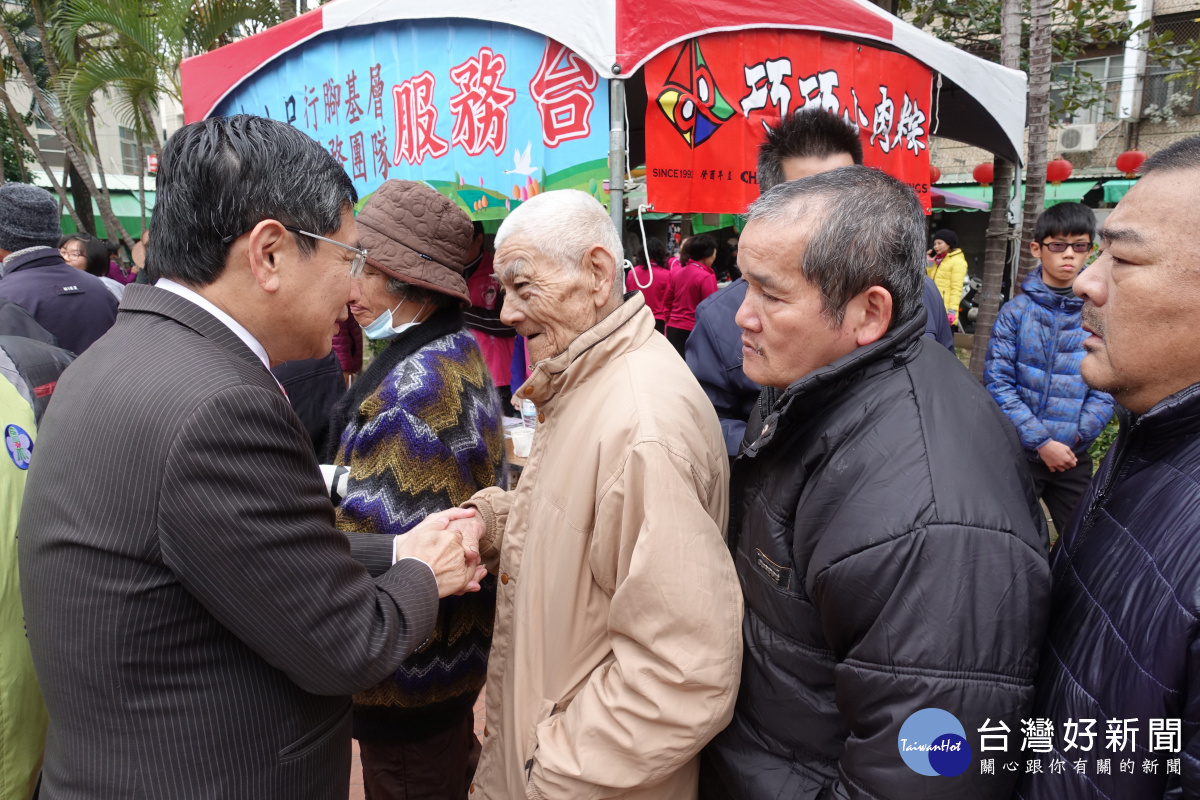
left=362, top=301, right=427, bottom=340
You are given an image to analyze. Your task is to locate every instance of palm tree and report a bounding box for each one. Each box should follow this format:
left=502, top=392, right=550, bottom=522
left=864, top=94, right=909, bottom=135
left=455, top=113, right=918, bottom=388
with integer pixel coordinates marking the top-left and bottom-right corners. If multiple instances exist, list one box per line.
left=50, top=0, right=280, bottom=231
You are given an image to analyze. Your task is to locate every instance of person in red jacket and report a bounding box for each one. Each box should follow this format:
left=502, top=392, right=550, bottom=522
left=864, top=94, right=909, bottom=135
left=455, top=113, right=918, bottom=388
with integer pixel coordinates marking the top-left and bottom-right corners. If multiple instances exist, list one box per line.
left=625, top=236, right=672, bottom=333
left=664, top=234, right=718, bottom=355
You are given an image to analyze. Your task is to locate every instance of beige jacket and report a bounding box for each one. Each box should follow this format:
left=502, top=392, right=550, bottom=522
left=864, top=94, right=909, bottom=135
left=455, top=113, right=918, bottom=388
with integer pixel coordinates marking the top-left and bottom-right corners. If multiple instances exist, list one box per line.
left=465, top=294, right=743, bottom=800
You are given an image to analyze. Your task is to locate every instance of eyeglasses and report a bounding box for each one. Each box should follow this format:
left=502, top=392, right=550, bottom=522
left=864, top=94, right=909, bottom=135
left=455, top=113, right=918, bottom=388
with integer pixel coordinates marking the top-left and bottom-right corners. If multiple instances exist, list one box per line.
left=221, top=225, right=367, bottom=278
left=1041, top=240, right=1093, bottom=253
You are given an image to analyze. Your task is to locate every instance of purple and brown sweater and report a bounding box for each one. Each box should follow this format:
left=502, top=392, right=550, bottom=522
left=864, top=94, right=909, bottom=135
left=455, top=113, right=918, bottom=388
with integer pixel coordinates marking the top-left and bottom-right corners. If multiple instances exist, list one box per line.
left=329, top=309, right=505, bottom=742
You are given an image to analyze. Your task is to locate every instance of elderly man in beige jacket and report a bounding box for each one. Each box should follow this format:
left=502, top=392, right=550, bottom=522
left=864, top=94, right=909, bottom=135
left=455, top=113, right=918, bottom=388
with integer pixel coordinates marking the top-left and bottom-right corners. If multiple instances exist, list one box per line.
left=455, top=190, right=743, bottom=799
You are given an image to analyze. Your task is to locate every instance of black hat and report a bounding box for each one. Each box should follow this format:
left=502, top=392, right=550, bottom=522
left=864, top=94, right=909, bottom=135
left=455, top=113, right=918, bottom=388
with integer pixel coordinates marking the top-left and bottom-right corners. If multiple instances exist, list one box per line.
left=932, top=228, right=958, bottom=249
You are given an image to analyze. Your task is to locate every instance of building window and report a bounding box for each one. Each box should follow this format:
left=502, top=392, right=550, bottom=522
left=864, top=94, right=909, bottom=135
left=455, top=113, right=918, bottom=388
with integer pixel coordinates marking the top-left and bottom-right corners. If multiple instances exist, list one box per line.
left=119, top=126, right=149, bottom=175
left=1144, top=12, right=1200, bottom=118
left=35, top=121, right=65, bottom=170
left=1051, top=55, right=1124, bottom=125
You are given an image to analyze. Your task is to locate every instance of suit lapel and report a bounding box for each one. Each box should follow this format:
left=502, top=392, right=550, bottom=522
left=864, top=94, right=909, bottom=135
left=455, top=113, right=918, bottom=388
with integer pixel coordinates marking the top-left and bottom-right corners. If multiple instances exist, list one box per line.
left=120, top=284, right=280, bottom=395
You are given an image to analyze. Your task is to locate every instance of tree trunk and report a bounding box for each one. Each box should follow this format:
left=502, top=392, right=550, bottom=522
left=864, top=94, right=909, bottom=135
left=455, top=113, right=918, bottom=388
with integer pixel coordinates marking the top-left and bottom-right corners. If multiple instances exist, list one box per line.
left=278, top=0, right=296, bottom=21
left=969, top=161, right=1015, bottom=381
left=137, top=132, right=147, bottom=234
left=87, top=107, right=115, bottom=235
left=0, top=84, right=83, bottom=229
left=1018, top=0, right=1053, bottom=286
left=968, top=0, right=1023, bottom=382
left=137, top=96, right=163, bottom=156
left=0, top=22, right=136, bottom=249
left=9, top=107, right=27, bottom=183
left=68, top=160, right=95, bottom=235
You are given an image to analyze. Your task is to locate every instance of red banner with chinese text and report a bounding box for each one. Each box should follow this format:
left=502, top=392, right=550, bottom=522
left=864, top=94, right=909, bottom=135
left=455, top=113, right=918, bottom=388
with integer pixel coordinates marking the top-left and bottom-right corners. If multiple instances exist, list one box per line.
left=645, top=30, right=933, bottom=214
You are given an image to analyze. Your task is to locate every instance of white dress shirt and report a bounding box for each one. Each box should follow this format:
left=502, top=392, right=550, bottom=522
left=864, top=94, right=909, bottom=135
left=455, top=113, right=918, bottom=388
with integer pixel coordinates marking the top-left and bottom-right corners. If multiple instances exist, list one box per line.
left=154, top=278, right=431, bottom=575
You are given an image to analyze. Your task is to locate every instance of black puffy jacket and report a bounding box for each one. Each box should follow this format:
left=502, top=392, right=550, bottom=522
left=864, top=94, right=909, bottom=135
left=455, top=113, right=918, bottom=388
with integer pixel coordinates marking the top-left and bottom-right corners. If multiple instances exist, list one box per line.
left=702, top=311, right=1052, bottom=799
left=1017, top=382, right=1200, bottom=800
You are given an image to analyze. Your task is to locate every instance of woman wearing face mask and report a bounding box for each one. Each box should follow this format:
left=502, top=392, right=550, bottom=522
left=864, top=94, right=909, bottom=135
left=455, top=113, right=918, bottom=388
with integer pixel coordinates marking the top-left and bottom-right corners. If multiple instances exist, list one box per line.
left=320, top=180, right=505, bottom=799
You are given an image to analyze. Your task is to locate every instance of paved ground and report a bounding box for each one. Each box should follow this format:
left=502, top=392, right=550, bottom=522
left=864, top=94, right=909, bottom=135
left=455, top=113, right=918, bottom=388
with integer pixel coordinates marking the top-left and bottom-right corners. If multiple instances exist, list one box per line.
left=349, top=690, right=487, bottom=799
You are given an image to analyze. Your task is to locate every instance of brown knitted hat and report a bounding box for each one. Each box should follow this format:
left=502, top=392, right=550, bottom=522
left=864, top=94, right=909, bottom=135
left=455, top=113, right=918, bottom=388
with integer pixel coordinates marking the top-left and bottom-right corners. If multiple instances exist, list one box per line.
left=354, top=180, right=474, bottom=304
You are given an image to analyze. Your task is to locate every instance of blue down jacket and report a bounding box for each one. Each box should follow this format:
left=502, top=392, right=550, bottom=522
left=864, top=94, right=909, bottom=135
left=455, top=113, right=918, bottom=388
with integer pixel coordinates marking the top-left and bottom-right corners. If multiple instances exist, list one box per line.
left=1017, top=383, right=1200, bottom=799
left=984, top=268, right=1113, bottom=458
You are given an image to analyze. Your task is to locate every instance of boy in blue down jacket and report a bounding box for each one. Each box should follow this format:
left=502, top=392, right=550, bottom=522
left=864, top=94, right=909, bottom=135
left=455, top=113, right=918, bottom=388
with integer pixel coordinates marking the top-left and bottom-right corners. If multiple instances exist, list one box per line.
left=985, top=202, right=1115, bottom=534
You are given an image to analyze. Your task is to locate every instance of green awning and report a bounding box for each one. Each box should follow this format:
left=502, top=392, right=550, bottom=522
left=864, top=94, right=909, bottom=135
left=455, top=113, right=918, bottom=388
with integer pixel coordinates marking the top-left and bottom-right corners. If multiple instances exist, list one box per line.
left=1043, top=180, right=1097, bottom=207
left=1103, top=179, right=1137, bottom=204
left=936, top=180, right=1098, bottom=212
left=60, top=190, right=155, bottom=239
left=690, top=213, right=746, bottom=233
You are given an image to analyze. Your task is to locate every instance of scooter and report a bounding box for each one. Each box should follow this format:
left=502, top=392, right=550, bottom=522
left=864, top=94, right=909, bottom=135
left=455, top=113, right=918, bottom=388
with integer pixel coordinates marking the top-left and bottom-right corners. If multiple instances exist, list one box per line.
left=958, top=275, right=983, bottom=335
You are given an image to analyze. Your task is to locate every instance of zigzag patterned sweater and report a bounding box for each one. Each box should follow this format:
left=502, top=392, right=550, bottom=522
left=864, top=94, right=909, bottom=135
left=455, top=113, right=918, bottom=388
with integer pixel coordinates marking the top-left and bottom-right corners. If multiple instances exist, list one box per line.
left=329, top=309, right=505, bottom=742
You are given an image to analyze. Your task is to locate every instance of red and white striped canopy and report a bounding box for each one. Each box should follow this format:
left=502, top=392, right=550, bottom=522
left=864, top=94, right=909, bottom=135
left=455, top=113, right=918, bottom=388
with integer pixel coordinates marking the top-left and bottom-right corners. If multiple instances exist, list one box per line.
left=182, top=0, right=1027, bottom=162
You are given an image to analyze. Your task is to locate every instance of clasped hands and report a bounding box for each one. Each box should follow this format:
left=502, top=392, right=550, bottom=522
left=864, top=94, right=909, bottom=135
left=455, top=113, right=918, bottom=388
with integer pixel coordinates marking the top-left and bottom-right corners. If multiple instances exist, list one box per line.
left=395, top=508, right=490, bottom=598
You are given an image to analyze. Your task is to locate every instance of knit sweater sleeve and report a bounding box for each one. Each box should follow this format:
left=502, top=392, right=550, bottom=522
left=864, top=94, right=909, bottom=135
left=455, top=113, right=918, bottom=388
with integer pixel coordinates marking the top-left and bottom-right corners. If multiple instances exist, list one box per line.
left=336, top=331, right=506, bottom=539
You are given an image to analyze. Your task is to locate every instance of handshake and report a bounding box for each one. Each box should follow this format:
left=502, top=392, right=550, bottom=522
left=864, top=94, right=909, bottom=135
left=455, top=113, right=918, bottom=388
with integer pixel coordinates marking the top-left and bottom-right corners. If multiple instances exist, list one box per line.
left=395, top=508, right=490, bottom=598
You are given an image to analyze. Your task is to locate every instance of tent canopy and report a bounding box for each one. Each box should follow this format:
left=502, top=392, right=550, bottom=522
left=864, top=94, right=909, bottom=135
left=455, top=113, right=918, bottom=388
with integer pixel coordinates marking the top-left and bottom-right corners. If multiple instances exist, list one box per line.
left=182, top=0, right=1027, bottom=163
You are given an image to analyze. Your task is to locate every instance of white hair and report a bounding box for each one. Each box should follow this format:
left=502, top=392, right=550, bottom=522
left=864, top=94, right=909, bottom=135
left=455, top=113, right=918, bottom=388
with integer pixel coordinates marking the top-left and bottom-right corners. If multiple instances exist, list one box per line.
left=494, top=190, right=623, bottom=278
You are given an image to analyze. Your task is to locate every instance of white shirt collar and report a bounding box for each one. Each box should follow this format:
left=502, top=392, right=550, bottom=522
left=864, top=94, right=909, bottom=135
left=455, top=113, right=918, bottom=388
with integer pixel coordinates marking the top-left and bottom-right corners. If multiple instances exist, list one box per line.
left=155, top=278, right=272, bottom=373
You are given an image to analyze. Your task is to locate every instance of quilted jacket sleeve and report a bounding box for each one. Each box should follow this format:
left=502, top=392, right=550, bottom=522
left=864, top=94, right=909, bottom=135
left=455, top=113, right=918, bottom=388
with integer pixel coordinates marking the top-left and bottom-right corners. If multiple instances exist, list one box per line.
left=1077, top=388, right=1115, bottom=448
left=812, top=522, right=1050, bottom=800
left=985, top=301, right=1053, bottom=452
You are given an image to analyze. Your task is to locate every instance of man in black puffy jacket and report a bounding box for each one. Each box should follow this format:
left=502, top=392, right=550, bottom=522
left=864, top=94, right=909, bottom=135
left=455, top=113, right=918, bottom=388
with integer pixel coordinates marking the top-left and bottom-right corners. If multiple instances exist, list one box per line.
left=1017, top=136, right=1200, bottom=800
left=700, top=166, right=1051, bottom=799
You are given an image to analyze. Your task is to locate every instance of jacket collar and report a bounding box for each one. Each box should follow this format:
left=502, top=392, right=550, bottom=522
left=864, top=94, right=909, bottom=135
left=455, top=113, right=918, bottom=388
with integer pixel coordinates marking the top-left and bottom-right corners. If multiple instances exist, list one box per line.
left=2, top=246, right=67, bottom=277
left=516, top=292, right=654, bottom=406
left=119, top=283, right=278, bottom=392
left=743, top=309, right=927, bottom=457
left=1122, top=380, right=1200, bottom=446
left=1022, top=267, right=1083, bottom=312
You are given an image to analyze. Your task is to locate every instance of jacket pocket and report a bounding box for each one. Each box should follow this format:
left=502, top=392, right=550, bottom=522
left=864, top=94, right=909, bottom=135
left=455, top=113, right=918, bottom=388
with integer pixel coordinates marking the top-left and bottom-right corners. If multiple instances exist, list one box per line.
left=524, top=698, right=558, bottom=784
left=279, top=703, right=352, bottom=762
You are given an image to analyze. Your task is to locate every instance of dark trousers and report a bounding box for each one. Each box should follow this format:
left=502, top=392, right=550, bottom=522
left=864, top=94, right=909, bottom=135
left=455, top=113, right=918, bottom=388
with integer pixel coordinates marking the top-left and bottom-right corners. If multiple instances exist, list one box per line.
left=359, top=709, right=481, bottom=800
left=1027, top=450, right=1093, bottom=535
left=654, top=319, right=666, bottom=335
left=666, top=326, right=690, bottom=356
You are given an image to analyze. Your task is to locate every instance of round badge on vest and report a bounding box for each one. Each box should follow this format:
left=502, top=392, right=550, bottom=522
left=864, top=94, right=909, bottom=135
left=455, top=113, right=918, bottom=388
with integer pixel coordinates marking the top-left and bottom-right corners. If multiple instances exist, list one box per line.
left=5, top=423, right=32, bottom=469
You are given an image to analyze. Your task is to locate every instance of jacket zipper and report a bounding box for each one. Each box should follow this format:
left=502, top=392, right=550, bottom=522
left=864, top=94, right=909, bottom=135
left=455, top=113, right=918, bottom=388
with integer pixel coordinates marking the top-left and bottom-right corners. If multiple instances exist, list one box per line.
left=1077, top=417, right=1140, bottom=539
left=1036, top=300, right=1062, bottom=422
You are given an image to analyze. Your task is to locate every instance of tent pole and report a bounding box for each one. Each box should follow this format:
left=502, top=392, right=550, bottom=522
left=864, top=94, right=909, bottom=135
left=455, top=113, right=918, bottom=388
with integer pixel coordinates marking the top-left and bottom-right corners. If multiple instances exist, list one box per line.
left=609, top=78, right=626, bottom=252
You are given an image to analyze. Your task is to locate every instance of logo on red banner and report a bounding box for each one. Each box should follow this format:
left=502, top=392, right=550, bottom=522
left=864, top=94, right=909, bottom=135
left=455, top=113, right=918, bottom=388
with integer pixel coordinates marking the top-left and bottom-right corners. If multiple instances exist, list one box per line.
left=645, top=30, right=933, bottom=214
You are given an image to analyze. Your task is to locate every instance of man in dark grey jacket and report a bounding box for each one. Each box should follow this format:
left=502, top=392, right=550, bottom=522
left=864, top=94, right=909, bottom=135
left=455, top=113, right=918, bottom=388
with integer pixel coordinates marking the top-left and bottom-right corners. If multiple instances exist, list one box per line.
left=700, top=166, right=1051, bottom=799
left=18, top=116, right=486, bottom=800
left=0, top=183, right=117, bottom=354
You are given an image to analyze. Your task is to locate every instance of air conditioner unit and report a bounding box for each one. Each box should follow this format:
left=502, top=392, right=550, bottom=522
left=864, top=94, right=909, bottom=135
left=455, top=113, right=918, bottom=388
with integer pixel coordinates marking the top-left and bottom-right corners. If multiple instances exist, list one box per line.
left=1058, top=124, right=1098, bottom=153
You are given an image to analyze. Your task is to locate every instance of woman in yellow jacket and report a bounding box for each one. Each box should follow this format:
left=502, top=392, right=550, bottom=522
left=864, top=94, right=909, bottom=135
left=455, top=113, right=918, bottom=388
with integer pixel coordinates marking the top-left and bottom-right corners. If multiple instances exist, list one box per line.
left=926, top=228, right=968, bottom=326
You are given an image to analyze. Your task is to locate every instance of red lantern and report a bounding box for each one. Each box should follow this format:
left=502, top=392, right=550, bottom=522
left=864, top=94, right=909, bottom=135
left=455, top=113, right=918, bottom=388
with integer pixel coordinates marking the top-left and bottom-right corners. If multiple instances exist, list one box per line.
left=1047, top=157, right=1074, bottom=186
left=1115, top=149, right=1147, bottom=178
left=973, top=162, right=994, bottom=187
left=930, top=165, right=942, bottom=185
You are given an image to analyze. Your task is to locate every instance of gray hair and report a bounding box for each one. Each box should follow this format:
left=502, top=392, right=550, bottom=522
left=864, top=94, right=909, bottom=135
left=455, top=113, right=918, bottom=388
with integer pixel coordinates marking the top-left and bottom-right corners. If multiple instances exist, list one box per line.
left=746, top=165, right=925, bottom=328
left=494, top=190, right=623, bottom=292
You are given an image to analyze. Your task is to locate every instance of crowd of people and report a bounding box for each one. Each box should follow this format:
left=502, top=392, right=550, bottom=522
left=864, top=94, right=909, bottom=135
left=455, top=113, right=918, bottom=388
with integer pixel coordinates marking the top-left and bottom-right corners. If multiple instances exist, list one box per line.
left=1, top=106, right=1199, bottom=800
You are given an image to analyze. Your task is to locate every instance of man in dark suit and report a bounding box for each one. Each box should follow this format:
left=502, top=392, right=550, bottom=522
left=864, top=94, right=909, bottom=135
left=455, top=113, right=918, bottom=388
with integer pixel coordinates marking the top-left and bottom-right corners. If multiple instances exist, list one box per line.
left=18, top=115, right=486, bottom=800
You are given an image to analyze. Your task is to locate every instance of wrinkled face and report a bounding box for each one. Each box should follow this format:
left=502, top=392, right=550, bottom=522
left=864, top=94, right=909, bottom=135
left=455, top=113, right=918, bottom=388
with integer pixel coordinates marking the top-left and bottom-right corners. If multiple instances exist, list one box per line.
left=277, top=209, right=356, bottom=360
left=1074, top=169, right=1200, bottom=414
left=496, top=238, right=596, bottom=365
left=60, top=241, right=87, bottom=271
left=348, top=263, right=404, bottom=329
left=931, top=238, right=950, bottom=256
left=735, top=215, right=860, bottom=390
left=1032, top=233, right=1093, bottom=288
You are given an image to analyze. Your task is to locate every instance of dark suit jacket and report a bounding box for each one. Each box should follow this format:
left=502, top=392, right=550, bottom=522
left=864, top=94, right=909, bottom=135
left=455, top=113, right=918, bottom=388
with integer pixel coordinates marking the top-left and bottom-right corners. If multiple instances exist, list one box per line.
left=18, top=284, right=440, bottom=800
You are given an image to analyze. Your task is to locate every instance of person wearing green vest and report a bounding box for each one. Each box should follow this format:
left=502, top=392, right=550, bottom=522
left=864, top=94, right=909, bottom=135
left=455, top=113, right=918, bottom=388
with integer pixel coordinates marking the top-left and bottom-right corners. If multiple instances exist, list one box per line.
left=0, top=334, right=72, bottom=800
